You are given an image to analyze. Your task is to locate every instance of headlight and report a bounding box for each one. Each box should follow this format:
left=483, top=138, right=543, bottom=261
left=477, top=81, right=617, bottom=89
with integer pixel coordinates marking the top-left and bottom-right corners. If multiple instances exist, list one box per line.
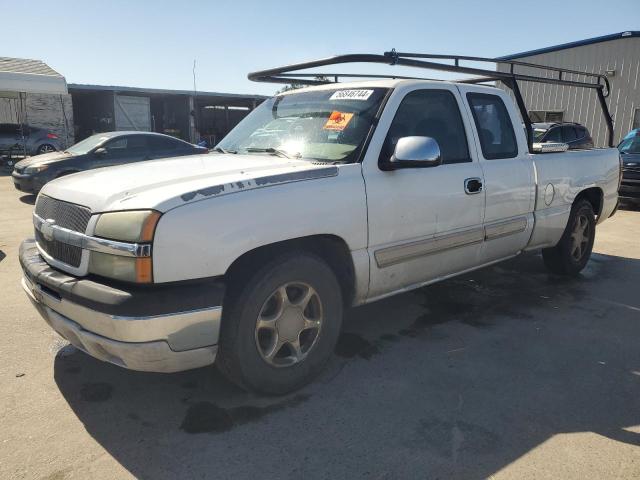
left=24, top=165, right=49, bottom=174
left=94, top=210, right=160, bottom=242
left=89, top=210, right=160, bottom=283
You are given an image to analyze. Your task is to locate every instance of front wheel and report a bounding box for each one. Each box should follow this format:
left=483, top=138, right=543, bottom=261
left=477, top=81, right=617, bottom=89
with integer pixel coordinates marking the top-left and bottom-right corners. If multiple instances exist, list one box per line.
left=217, top=252, right=343, bottom=395
left=542, top=199, right=595, bottom=275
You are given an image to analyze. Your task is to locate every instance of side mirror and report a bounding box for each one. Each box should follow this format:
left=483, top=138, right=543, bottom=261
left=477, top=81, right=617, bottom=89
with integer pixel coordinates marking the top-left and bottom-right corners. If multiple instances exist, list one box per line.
left=382, top=136, right=442, bottom=170
left=94, top=147, right=107, bottom=156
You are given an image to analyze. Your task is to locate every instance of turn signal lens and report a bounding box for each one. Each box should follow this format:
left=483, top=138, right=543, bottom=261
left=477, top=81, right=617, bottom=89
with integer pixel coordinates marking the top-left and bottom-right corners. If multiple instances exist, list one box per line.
left=140, top=211, right=161, bottom=242
left=135, top=257, right=153, bottom=283
left=88, top=252, right=153, bottom=284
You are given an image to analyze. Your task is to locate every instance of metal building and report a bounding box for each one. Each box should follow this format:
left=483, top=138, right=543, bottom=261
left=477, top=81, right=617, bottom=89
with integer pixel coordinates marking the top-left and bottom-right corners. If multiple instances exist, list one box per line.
left=497, top=31, right=640, bottom=146
left=68, top=84, right=267, bottom=146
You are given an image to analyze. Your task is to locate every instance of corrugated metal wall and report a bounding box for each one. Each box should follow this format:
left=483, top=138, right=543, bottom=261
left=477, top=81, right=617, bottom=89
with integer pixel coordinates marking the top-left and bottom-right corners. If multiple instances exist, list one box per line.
left=498, top=36, right=640, bottom=146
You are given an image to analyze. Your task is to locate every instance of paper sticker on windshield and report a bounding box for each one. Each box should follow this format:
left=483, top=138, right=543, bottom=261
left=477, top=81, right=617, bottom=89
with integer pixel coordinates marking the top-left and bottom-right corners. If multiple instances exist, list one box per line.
left=324, top=111, right=354, bottom=131
left=329, top=89, right=374, bottom=101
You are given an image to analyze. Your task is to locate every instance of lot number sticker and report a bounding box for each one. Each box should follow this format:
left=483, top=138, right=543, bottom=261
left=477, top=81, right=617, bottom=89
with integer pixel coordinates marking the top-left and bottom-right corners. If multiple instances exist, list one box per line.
left=324, top=111, right=354, bottom=131
left=329, top=89, right=374, bottom=101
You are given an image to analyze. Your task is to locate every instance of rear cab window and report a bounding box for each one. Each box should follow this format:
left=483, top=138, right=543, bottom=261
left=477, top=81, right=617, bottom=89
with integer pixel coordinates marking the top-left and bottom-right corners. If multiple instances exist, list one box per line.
left=466, top=93, right=518, bottom=159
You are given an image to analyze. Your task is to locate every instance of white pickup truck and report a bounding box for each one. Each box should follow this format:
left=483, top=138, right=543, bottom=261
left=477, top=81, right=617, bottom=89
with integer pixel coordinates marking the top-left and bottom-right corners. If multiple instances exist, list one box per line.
left=20, top=54, right=621, bottom=394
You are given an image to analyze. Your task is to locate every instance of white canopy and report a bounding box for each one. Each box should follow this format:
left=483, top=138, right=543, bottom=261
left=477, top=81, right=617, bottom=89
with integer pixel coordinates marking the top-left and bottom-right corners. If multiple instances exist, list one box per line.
left=0, top=57, right=67, bottom=95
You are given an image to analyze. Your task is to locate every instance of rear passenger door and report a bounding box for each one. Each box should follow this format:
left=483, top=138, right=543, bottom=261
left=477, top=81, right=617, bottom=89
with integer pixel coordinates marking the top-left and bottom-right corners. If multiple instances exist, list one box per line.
left=458, top=86, right=535, bottom=262
left=363, top=85, right=486, bottom=299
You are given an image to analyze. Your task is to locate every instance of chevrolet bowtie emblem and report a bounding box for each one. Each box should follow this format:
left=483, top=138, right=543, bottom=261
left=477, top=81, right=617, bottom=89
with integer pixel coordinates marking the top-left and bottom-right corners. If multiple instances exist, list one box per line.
left=41, top=218, right=56, bottom=242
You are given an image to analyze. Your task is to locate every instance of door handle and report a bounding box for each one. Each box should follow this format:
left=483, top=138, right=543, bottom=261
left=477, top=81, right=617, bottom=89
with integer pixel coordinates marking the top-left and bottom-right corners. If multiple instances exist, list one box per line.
left=464, top=177, right=483, bottom=195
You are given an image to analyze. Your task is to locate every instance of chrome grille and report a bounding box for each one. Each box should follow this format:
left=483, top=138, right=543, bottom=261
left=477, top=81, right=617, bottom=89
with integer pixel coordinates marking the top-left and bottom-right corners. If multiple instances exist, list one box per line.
left=34, top=195, right=92, bottom=268
left=35, top=229, right=83, bottom=267
left=35, top=195, right=91, bottom=232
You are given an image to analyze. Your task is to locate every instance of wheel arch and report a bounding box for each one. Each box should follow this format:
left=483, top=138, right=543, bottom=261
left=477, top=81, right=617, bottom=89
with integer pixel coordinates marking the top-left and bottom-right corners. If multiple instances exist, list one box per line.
left=224, top=234, right=357, bottom=307
left=574, top=187, right=603, bottom=218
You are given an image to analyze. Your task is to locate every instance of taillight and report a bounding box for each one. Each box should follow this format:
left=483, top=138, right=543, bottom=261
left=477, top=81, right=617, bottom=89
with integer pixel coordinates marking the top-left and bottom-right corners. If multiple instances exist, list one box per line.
left=46, top=133, right=58, bottom=139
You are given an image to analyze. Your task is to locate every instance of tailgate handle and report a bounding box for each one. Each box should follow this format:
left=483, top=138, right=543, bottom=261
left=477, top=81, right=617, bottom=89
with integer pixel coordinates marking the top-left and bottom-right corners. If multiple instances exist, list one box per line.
left=464, top=177, right=483, bottom=194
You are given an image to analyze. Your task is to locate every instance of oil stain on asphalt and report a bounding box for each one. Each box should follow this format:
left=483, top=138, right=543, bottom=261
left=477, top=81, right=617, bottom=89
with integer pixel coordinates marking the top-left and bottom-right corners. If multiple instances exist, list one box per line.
left=334, top=332, right=380, bottom=359
left=180, top=394, right=310, bottom=434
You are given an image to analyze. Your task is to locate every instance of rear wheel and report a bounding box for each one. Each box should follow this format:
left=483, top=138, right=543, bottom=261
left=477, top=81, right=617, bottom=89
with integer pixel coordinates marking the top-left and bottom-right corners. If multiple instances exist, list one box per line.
left=36, top=144, right=56, bottom=155
left=542, top=199, right=595, bottom=275
left=217, top=252, right=343, bottom=394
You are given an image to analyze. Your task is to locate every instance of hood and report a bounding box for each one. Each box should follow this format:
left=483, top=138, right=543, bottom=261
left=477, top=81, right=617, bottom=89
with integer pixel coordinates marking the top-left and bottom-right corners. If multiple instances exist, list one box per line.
left=15, top=151, right=72, bottom=168
left=40, top=153, right=338, bottom=213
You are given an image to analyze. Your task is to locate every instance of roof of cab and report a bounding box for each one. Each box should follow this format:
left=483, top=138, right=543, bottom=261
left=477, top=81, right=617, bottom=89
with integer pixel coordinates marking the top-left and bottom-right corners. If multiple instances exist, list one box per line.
left=277, top=78, right=500, bottom=96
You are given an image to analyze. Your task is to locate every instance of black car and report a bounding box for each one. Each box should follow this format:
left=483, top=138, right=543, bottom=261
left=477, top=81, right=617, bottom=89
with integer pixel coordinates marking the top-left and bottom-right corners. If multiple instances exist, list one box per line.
left=618, top=129, right=640, bottom=205
left=532, top=122, right=594, bottom=149
left=12, top=131, right=208, bottom=194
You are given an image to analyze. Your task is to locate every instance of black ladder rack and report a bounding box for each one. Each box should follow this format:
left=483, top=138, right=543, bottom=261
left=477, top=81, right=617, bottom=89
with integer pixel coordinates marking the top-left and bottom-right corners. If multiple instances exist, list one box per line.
left=248, top=50, right=614, bottom=149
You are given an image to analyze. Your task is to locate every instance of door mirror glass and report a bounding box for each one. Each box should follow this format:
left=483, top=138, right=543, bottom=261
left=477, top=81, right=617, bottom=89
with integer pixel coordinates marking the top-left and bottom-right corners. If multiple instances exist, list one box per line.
left=94, top=147, right=107, bottom=156
left=385, top=136, right=442, bottom=170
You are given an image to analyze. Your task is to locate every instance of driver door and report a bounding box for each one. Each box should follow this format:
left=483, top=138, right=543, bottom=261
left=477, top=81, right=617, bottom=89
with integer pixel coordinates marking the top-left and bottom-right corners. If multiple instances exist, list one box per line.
left=362, top=85, right=486, bottom=300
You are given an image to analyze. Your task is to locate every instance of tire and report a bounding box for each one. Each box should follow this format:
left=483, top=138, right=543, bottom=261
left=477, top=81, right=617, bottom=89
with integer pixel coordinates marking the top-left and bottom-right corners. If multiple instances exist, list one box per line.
left=217, top=252, right=343, bottom=395
left=36, top=144, right=56, bottom=155
left=542, top=199, right=595, bottom=276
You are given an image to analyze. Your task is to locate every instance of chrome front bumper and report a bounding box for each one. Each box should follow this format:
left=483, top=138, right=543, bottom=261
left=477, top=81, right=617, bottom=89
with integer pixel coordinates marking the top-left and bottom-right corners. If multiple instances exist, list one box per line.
left=23, top=275, right=220, bottom=373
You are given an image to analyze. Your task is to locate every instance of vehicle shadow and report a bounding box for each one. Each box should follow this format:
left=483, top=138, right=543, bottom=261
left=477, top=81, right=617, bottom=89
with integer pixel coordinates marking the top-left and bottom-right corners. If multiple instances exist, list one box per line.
left=53, top=252, right=640, bottom=479
left=19, top=194, right=36, bottom=205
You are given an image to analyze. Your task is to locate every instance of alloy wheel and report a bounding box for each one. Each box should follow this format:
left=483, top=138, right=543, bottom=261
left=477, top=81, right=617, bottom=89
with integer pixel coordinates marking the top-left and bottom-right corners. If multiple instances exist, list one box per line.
left=254, top=282, right=323, bottom=367
left=570, top=214, right=590, bottom=261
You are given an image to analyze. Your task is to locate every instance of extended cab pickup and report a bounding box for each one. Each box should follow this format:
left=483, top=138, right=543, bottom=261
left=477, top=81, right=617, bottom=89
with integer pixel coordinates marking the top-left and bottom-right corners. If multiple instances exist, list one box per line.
left=20, top=75, right=620, bottom=394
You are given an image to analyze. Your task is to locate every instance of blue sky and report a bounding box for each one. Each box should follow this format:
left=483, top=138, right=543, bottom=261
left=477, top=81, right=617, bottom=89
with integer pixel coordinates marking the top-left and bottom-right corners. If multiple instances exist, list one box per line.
left=3, top=0, right=638, bottom=96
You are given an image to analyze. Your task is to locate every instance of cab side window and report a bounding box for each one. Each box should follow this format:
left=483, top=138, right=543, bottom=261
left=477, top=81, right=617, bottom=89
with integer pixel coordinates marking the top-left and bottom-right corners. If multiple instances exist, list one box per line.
left=467, top=93, right=518, bottom=159
left=380, top=89, right=470, bottom=165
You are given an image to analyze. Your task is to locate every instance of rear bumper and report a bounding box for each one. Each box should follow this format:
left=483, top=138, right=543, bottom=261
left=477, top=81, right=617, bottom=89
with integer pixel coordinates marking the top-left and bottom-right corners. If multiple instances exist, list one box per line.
left=20, top=239, right=225, bottom=373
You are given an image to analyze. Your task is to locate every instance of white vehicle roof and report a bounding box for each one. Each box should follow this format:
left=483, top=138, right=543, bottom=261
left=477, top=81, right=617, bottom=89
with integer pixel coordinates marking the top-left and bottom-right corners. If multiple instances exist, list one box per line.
left=278, top=78, right=500, bottom=96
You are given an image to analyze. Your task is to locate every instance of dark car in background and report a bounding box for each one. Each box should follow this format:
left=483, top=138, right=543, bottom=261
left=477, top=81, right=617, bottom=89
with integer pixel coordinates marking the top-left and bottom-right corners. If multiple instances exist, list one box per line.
left=618, top=129, right=640, bottom=205
left=12, top=131, right=208, bottom=194
left=0, top=123, right=63, bottom=158
left=533, top=122, right=594, bottom=149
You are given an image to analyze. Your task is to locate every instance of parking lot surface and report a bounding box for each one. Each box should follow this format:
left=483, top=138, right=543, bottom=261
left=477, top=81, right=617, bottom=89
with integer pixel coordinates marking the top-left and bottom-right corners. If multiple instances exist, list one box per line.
left=0, top=174, right=639, bottom=479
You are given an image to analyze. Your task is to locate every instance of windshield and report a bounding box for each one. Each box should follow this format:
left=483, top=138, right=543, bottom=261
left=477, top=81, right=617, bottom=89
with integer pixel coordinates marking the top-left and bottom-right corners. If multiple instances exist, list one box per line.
left=66, top=134, right=111, bottom=155
left=217, top=87, right=389, bottom=162
left=618, top=136, right=640, bottom=154
left=533, top=128, right=548, bottom=142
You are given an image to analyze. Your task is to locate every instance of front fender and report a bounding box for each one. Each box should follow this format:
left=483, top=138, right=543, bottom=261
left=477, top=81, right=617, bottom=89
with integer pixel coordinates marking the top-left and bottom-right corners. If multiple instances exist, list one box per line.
left=152, top=164, right=367, bottom=283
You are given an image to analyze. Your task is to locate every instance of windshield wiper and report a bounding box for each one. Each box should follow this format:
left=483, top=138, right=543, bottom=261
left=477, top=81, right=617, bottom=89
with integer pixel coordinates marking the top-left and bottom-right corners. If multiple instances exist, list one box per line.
left=244, top=147, right=300, bottom=159
left=213, top=147, right=237, bottom=154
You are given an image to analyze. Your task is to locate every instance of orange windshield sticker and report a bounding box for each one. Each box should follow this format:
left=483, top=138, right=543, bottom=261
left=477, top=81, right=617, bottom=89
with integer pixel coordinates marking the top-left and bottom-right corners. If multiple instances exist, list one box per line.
left=324, top=111, right=354, bottom=131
